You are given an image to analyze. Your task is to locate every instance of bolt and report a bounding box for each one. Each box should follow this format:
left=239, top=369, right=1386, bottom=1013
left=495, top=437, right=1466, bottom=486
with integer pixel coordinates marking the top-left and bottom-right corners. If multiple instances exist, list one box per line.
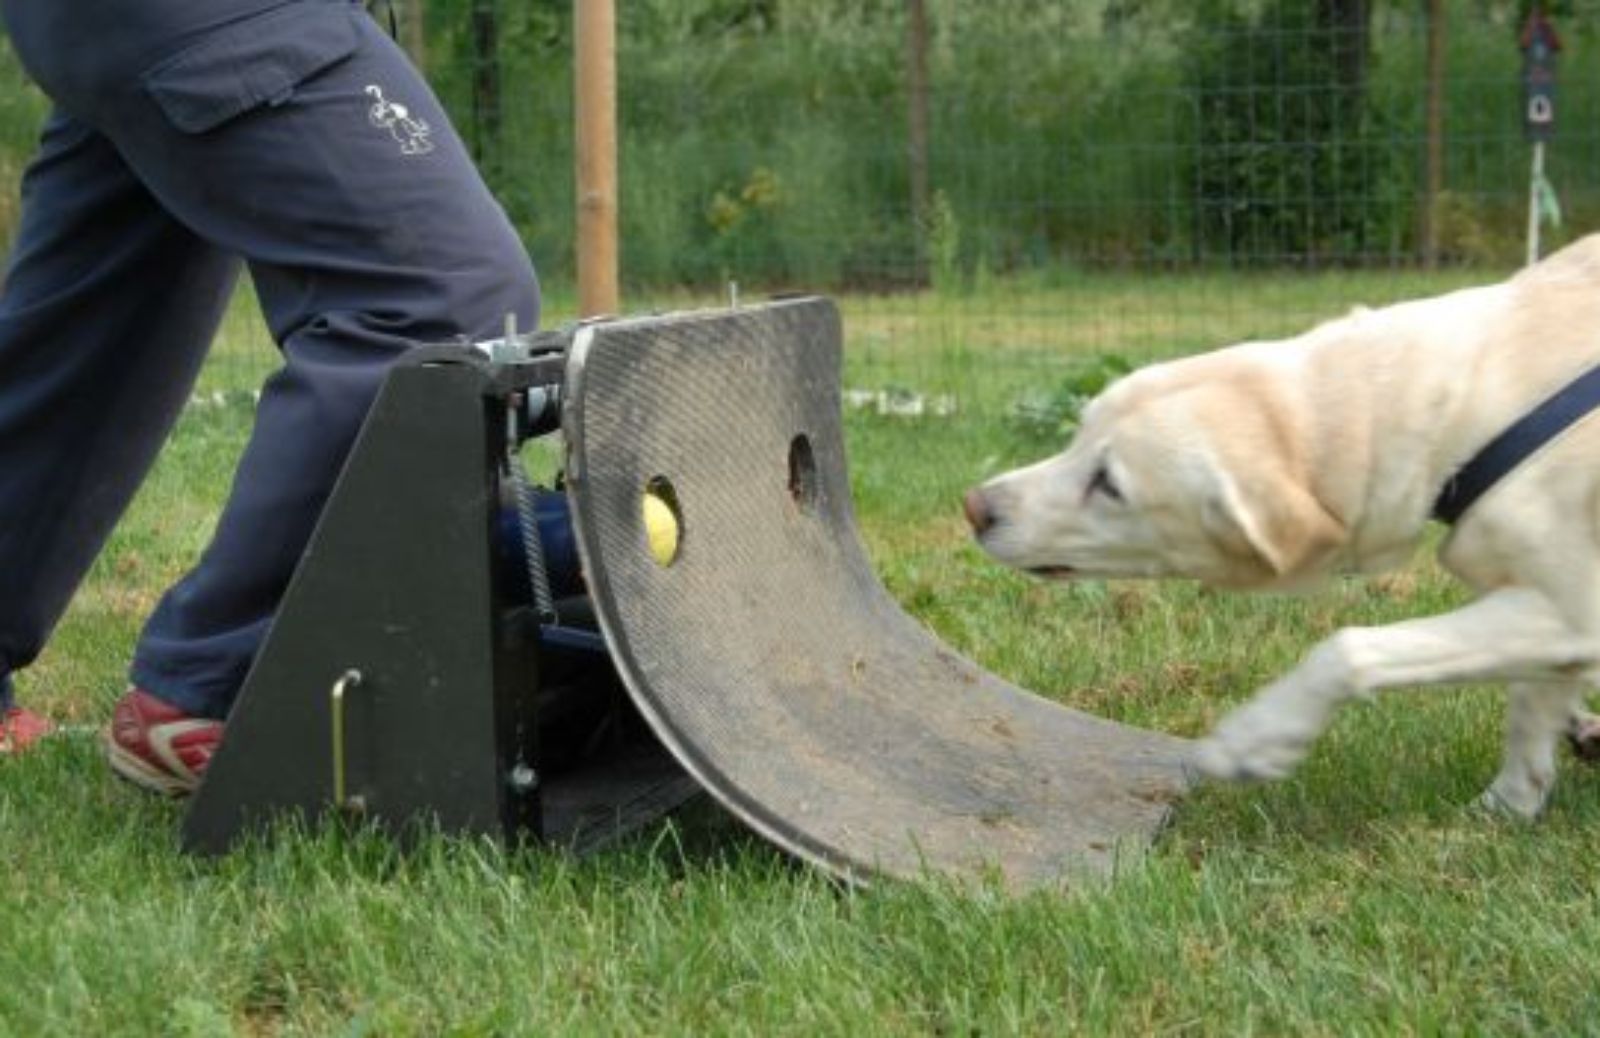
left=507, top=763, right=539, bottom=793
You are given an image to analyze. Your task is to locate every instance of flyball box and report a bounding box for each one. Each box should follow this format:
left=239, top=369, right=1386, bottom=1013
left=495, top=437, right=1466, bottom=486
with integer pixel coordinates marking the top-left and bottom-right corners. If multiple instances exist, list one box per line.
left=184, top=298, right=1191, bottom=890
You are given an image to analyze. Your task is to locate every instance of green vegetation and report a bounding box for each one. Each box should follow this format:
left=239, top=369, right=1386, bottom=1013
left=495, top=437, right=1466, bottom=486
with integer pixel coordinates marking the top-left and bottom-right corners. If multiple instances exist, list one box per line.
left=1186, top=1, right=1401, bottom=261
left=6, top=271, right=1600, bottom=1034
left=421, top=0, right=1600, bottom=287
left=0, top=37, right=47, bottom=255
left=7, top=3, right=1600, bottom=285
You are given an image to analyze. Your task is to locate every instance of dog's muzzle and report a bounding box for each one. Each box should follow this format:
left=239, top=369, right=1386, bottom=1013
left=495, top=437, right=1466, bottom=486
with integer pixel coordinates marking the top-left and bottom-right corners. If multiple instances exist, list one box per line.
left=963, top=487, right=995, bottom=536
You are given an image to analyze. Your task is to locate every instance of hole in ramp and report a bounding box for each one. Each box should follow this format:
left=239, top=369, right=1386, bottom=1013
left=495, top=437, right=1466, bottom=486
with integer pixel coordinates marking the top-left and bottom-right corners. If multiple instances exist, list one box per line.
left=788, top=434, right=817, bottom=512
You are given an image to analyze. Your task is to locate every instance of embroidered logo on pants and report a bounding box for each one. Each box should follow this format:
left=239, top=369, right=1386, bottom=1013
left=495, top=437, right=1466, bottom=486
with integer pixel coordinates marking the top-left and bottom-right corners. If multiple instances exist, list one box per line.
left=365, top=84, right=434, bottom=155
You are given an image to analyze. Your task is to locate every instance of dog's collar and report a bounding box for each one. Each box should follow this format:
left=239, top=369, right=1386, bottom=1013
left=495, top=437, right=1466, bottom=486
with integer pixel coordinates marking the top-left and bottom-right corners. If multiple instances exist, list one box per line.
left=1433, top=361, right=1600, bottom=524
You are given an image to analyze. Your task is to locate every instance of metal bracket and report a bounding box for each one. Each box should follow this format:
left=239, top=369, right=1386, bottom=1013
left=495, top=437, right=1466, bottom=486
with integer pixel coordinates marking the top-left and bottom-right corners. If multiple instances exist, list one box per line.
left=182, top=343, right=699, bottom=855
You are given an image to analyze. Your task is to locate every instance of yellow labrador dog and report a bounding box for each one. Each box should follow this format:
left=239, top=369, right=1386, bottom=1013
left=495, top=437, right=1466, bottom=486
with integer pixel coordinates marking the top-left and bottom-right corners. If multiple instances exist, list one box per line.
left=966, top=234, right=1600, bottom=818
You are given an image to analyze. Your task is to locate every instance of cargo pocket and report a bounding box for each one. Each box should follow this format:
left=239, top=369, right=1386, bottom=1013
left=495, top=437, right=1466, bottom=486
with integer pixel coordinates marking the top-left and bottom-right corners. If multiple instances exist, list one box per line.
left=142, top=3, right=364, bottom=133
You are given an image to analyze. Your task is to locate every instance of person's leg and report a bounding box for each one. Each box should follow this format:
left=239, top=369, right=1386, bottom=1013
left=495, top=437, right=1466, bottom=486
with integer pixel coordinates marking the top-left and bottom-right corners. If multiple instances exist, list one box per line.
left=0, top=111, right=238, bottom=707
left=86, top=4, right=539, bottom=719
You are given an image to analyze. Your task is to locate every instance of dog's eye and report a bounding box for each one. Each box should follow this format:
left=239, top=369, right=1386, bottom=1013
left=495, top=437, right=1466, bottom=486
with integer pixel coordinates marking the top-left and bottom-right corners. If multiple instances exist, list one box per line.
left=1087, top=464, right=1124, bottom=503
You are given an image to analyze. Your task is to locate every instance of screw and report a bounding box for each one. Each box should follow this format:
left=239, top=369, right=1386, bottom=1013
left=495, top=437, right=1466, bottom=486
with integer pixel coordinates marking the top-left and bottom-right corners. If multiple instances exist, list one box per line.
left=507, top=763, right=539, bottom=793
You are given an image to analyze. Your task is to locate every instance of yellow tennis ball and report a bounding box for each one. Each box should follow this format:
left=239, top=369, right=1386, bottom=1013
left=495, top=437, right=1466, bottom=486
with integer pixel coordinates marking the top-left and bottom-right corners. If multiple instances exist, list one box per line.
left=642, top=491, right=680, bottom=566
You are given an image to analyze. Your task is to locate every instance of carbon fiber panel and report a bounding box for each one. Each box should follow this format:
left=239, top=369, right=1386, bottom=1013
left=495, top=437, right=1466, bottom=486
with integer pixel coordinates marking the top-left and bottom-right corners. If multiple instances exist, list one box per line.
left=563, top=298, right=1190, bottom=888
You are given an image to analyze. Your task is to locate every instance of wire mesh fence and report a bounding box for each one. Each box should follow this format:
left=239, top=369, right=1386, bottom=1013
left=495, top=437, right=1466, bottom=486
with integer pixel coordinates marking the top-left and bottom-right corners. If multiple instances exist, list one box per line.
left=3, top=1, right=1598, bottom=420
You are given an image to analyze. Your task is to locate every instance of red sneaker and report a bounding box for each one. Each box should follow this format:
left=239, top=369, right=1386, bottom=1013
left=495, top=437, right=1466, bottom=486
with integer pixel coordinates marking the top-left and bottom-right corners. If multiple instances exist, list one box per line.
left=104, top=688, right=224, bottom=796
left=0, top=706, right=55, bottom=755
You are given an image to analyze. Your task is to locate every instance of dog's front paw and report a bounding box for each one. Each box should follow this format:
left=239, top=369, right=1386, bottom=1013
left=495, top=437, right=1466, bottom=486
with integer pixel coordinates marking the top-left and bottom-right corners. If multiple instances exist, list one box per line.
left=1192, top=732, right=1306, bottom=782
left=1192, top=698, right=1324, bottom=782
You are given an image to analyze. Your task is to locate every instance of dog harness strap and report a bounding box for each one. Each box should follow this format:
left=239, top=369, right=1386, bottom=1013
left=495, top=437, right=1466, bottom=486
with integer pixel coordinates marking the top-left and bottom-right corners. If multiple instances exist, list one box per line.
left=1433, top=361, right=1600, bottom=524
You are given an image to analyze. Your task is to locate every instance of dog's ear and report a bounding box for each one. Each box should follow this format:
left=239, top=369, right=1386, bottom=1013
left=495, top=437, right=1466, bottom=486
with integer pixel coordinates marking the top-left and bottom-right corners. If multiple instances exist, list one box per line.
left=1201, top=462, right=1346, bottom=583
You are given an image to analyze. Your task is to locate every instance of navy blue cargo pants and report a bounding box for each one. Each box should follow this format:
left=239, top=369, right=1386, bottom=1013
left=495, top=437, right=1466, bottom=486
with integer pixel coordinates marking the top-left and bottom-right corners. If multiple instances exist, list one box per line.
left=0, top=0, right=540, bottom=718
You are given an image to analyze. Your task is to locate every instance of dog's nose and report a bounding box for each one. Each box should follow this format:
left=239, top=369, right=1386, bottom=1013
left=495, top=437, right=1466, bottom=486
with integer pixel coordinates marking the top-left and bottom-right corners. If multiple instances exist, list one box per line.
left=963, top=487, right=994, bottom=535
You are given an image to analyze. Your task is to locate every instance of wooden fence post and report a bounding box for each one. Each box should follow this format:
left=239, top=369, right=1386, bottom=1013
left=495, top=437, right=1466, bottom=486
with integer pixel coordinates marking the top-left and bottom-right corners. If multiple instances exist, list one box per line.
left=576, top=0, right=620, bottom=318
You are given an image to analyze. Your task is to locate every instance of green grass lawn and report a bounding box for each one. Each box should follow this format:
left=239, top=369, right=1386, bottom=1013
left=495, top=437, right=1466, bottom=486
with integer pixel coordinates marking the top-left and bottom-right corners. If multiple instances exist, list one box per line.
left=7, top=270, right=1600, bottom=1035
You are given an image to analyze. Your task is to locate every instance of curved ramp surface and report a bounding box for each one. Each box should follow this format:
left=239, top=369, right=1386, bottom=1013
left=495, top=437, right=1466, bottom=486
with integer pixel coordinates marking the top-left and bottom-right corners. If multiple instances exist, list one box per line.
left=563, top=298, right=1190, bottom=889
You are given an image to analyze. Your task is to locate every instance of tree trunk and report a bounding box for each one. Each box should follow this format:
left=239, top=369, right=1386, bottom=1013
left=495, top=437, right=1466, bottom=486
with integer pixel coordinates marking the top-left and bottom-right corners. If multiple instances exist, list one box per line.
left=470, top=0, right=500, bottom=167
left=1421, top=0, right=1445, bottom=268
left=1316, top=0, right=1371, bottom=99
left=906, top=0, right=931, bottom=286
left=401, top=0, right=426, bottom=71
